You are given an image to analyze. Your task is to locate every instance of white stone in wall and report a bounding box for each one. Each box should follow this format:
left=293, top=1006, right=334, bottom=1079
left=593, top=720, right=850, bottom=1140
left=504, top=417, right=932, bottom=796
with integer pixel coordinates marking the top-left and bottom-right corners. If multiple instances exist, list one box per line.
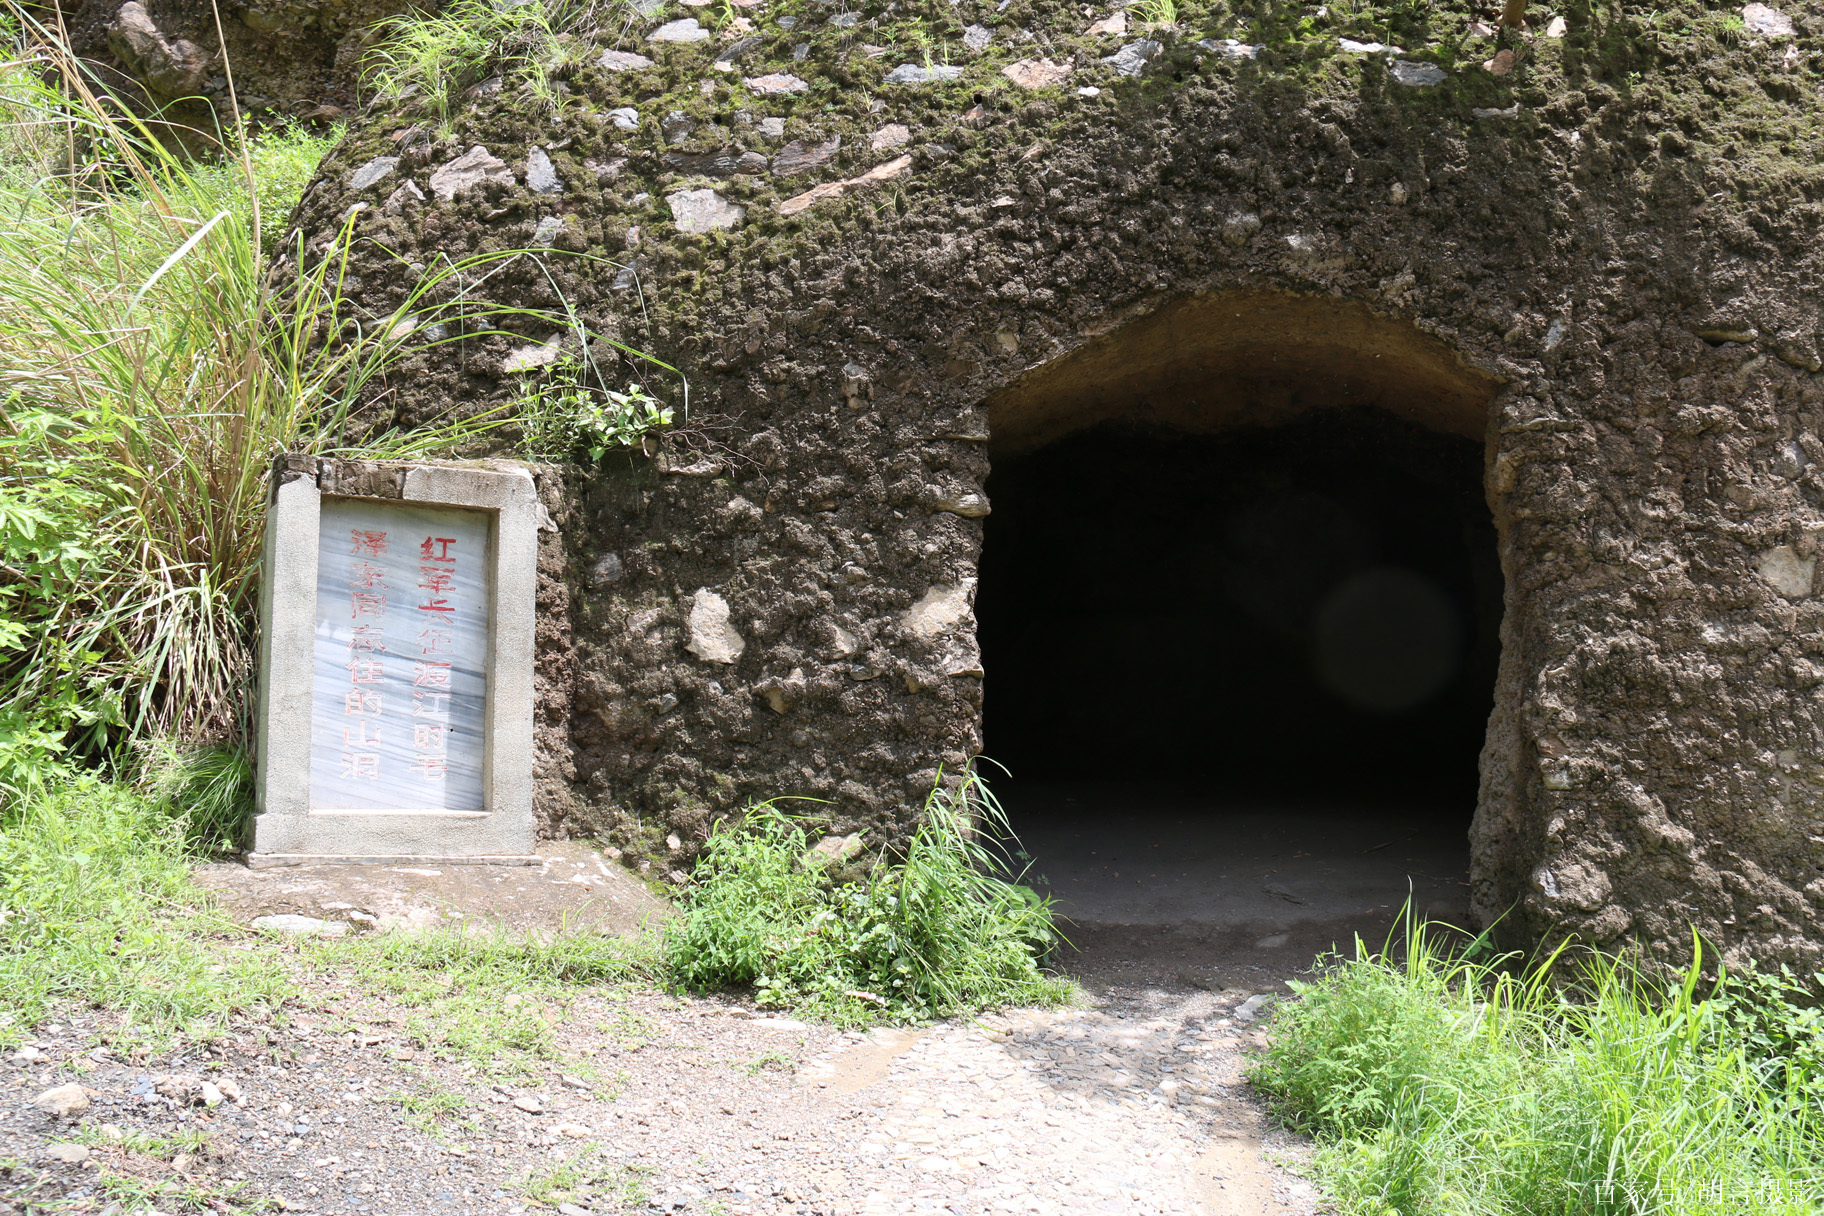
left=686, top=589, right=746, bottom=663
left=600, top=49, right=655, bottom=71
left=649, top=17, right=710, bottom=41
left=428, top=146, right=515, bottom=201
left=1758, top=546, right=1814, bottom=598
left=666, top=188, right=745, bottom=233
left=901, top=581, right=974, bottom=639
left=348, top=155, right=399, bottom=191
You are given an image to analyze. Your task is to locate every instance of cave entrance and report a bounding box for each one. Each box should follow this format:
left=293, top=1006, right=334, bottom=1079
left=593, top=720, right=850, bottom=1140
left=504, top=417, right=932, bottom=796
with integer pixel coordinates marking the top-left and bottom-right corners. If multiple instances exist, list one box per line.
left=977, top=291, right=1504, bottom=990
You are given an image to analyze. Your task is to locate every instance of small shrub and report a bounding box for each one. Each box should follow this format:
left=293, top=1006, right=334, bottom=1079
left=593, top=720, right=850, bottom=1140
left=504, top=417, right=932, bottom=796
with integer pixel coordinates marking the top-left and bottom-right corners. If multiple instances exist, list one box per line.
left=664, top=768, right=1071, bottom=1025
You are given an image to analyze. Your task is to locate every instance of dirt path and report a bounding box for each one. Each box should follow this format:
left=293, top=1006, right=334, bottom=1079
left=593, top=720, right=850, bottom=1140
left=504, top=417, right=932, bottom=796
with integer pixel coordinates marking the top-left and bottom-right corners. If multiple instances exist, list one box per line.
left=2, top=853, right=1322, bottom=1216
left=1, top=989, right=1317, bottom=1216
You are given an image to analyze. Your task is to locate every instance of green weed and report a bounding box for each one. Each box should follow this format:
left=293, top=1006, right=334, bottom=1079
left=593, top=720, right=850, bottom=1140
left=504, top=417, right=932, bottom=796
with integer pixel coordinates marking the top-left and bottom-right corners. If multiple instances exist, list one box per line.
left=516, top=1143, right=653, bottom=1210
left=665, top=767, right=1071, bottom=1026
left=1134, top=0, right=1179, bottom=28
left=1251, top=922, right=1824, bottom=1215
left=386, top=1078, right=481, bottom=1138
left=365, top=0, right=604, bottom=136
left=740, top=1049, right=795, bottom=1076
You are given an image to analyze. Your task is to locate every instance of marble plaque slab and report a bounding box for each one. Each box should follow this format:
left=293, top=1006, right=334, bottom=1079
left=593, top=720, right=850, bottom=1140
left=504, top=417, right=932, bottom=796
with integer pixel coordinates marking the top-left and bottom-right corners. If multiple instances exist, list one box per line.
left=309, top=498, right=492, bottom=811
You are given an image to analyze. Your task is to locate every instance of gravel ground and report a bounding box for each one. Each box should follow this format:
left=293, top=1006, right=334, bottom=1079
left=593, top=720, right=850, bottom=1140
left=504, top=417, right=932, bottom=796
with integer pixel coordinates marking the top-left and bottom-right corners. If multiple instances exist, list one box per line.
left=1, top=975, right=1318, bottom=1216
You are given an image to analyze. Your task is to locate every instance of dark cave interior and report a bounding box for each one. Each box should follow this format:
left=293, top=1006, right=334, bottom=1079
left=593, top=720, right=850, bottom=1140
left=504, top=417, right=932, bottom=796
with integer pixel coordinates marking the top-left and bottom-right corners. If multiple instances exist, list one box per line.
left=976, top=406, right=1503, bottom=935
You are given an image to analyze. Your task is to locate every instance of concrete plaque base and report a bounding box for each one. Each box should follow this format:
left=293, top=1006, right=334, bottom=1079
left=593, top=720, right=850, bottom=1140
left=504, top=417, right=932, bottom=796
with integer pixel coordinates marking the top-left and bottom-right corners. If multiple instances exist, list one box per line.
left=251, top=456, right=541, bottom=861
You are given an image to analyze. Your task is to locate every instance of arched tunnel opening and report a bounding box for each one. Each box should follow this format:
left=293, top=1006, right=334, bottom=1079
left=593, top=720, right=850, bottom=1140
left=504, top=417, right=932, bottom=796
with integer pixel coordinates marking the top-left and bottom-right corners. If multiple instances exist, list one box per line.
left=976, top=292, right=1504, bottom=990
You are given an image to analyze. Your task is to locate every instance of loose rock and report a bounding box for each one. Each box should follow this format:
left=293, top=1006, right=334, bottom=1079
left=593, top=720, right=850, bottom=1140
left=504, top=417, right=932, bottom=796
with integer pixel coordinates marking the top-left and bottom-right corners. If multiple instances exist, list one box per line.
left=106, top=2, right=209, bottom=99
left=251, top=913, right=349, bottom=937
left=32, top=1084, right=89, bottom=1118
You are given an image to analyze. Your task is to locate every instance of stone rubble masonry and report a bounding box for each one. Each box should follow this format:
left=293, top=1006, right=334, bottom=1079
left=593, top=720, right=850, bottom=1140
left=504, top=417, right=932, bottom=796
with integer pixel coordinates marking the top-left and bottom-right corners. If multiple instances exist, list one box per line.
left=250, top=456, right=542, bottom=864
left=279, top=0, right=1824, bottom=969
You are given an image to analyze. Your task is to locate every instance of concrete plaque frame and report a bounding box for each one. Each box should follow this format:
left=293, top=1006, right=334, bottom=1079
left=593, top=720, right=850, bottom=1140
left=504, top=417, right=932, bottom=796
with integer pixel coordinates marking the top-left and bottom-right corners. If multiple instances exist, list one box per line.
left=250, top=456, right=540, bottom=865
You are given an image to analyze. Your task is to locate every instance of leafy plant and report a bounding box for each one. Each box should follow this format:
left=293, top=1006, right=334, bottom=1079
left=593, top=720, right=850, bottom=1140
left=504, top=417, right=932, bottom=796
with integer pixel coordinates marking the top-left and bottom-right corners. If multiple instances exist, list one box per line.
left=0, top=22, right=675, bottom=793
left=664, top=768, right=1071, bottom=1025
left=133, top=736, right=255, bottom=851
left=517, top=360, right=674, bottom=462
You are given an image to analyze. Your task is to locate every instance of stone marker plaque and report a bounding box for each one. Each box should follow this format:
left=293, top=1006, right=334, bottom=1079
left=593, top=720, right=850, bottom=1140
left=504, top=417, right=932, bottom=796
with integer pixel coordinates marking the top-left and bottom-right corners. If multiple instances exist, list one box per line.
left=250, top=457, right=539, bottom=864
left=311, top=499, right=491, bottom=812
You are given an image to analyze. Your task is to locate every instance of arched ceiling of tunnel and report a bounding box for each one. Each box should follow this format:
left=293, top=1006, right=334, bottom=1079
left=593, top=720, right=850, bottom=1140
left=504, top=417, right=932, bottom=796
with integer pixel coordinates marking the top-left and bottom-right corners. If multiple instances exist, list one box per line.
left=985, top=291, right=1504, bottom=455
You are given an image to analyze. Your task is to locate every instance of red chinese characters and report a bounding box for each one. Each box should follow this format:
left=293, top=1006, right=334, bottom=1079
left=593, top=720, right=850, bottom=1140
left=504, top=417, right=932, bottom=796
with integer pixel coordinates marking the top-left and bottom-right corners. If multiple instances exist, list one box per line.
left=411, top=536, right=459, bottom=782
left=340, top=528, right=388, bottom=780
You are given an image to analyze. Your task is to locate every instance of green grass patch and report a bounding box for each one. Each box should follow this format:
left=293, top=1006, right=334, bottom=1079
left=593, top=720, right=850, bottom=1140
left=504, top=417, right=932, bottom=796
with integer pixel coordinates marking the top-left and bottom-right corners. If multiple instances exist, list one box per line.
left=1251, top=924, right=1824, bottom=1215
left=300, top=925, right=657, bottom=1075
left=664, top=768, right=1072, bottom=1026
left=0, top=779, right=287, bottom=1047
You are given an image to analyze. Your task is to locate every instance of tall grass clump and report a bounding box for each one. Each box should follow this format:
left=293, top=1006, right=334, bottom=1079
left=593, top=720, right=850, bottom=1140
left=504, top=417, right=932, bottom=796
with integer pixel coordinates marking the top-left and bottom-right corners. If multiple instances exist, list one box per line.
left=1252, top=923, right=1824, bottom=1215
left=0, top=779, right=288, bottom=1046
left=0, top=21, right=649, bottom=812
left=665, top=768, right=1070, bottom=1025
left=366, top=0, right=605, bottom=135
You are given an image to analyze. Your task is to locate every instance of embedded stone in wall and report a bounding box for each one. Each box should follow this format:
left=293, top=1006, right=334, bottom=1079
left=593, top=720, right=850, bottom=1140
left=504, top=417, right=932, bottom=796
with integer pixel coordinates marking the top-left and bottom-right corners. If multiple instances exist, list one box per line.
left=1757, top=546, right=1814, bottom=599
left=428, top=146, right=515, bottom=201
left=685, top=589, right=746, bottom=664
left=348, top=156, right=399, bottom=191
left=649, top=18, right=710, bottom=42
left=526, top=147, right=564, bottom=195
left=667, top=188, right=746, bottom=233
left=600, top=49, right=656, bottom=71
left=1003, top=59, right=1072, bottom=89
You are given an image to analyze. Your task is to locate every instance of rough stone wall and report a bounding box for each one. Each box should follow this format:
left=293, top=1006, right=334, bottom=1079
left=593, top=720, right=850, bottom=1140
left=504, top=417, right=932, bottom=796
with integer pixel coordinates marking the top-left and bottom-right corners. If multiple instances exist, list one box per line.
left=54, top=0, right=430, bottom=117
left=284, top=0, right=1824, bottom=965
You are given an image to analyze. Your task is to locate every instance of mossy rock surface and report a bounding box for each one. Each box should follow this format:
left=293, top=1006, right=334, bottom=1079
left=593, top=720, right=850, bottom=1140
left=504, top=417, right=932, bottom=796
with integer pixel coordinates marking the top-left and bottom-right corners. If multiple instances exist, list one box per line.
left=291, top=0, right=1824, bottom=968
